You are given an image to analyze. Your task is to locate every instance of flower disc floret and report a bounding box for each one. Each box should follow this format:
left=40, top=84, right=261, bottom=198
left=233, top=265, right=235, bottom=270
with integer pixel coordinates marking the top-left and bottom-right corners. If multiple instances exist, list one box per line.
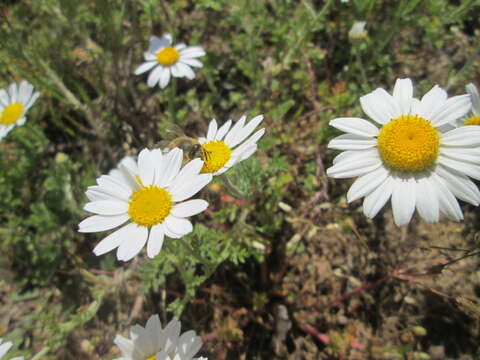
left=201, top=141, right=231, bottom=173
left=377, top=115, right=439, bottom=173
left=128, top=185, right=172, bottom=227
left=0, top=103, right=24, bottom=125
left=464, top=116, right=480, bottom=126
left=145, top=356, right=156, bottom=360
left=156, top=47, right=180, bottom=66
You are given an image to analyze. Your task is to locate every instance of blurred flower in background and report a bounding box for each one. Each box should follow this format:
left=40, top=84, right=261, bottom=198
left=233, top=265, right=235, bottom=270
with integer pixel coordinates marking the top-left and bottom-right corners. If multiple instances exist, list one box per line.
left=0, top=80, right=40, bottom=140
left=114, top=314, right=206, bottom=360
left=197, top=115, right=265, bottom=175
left=134, top=34, right=205, bottom=89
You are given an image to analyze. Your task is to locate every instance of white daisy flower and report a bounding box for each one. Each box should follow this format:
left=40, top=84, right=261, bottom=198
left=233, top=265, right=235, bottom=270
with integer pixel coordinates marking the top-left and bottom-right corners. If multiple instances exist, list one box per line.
left=79, top=148, right=212, bottom=261
left=0, top=338, right=23, bottom=360
left=197, top=115, right=265, bottom=175
left=134, top=34, right=205, bottom=89
left=327, top=78, right=480, bottom=226
left=0, top=80, right=40, bottom=140
left=114, top=314, right=206, bottom=360
left=454, top=83, right=480, bottom=127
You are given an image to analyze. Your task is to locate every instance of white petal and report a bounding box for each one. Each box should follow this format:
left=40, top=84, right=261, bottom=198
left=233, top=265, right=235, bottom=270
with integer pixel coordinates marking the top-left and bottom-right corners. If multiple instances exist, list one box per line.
left=207, top=119, right=218, bottom=140
left=97, top=175, right=132, bottom=201
left=415, top=176, right=439, bottom=223
left=159, top=68, right=171, bottom=88
left=171, top=63, right=183, bottom=77
left=223, top=115, right=246, bottom=145
left=147, top=66, right=164, bottom=88
left=332, top=148, right=378, bottom=165
left=430, top=94, right=471, bottom=127
left=0, top=89, right=9, bottom=106
left=466, top=83, right=480, bottom=115
left=138, top=148, right=155, bottom=185
left=172, top=199, right=208, bottom=217
left=347, top=166, right=389, bottom=202
left=116, top=225, right=148, bottom=261
left=215, top=120, right=232, bottom=141
left=78, top=214, right=130, bottom=233
left=392, top=78, right=413, bottom=114
left=415, top=85, right=447, bottom=119
left=180, top=58, right=203, bottom=68
left=441, top=147, right=480, bottom=164
left=134, top=61, right=157, bottom=75
left=430, top=172, right=463, bottom=221
left=236, top=145, right=257, bottom=162
left=8, top=82, right=17, bottom=103
left=92, top=224, right=135, bottom=255
left=391, top=177, right=416, bottom=226
left=329, top=117, right=379, bottom=137
left=147, top=224, right=165, bottom=258
left=18, top=80, right=34, bottom=105
left=164, top=216, right=193, bottom=237
left=0, top=341, right=12, bottom=358
left=231, top=128, right=265, bottom=158
left=327, top=134, right=377, bottom=150
left=148, top=35, right=171, bottom=54
left=84, top=200, right=128, bottom=215
left=326, top=152, right=381, bottom=179
left=170, top=174, right=212, bottom=202
left=175, top=62, right=195, bottom=80
left=171, top=158, right=204, bottom=187
left=157, top=148, right=183, bottom=187
left=360, top=88, right=400, bottom=125
left=441, top=126, right=480, bottom=147
left=86, top=188, right=112, bottom=201
left=145, top=315, right=163, bottom=353
left=114, top=335, right=135, bottom=357
left=363, top=176, right=394, bottom=219
left=438, top=155, right=480, bottom=180
left=225, top=115, right=264, bottom=148
left=24, top=92, right=39, bottom=110
left=180, top=46, right=206, bottom=58
left=435, top=165, right=480, bottom=206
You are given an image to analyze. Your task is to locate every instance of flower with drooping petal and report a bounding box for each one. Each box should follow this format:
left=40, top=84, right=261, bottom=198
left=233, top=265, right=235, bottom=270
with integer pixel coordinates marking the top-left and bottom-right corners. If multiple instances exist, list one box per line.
left=134, top=34, right=205, bottom=89
left=327, top=78, right=480, bottom=226
left=114, top=314, right=206, bottom=360
left=196, top=115, right=265, bottom=175
left=79, top=148, right=212, bottom=261
left=0, top=338, right=23, bottom=360
left=0, top=80, right=40, bottom=140
left=454, top=83, right=480, bottom=127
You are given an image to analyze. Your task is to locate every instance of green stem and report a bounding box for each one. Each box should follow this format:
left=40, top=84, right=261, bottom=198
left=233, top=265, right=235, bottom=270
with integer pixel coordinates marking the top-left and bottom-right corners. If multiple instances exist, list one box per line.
left=168, top=77, right=177, bottom=123
left=355, top=46, right=369, bottom=91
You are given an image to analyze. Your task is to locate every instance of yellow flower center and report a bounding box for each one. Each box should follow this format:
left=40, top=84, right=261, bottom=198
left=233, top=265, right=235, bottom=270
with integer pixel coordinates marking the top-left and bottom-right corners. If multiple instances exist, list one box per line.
left=0, top=103, right=24, bottom=125
left=156, top=47, right=180, bottom=66
left=464, top=115, right=480, bottom=126
left=377, top=115, right=439, bottom=173
left=145, top=356, right=156, bottom=360
left=128, top=185, right=172, bottom=227
left=200, top=141, right=232, bottom=174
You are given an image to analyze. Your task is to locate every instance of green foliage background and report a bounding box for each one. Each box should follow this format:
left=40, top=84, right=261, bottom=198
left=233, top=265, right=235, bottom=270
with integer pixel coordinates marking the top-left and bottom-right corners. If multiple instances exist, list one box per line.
left=0, top=0, right=479, bottom=358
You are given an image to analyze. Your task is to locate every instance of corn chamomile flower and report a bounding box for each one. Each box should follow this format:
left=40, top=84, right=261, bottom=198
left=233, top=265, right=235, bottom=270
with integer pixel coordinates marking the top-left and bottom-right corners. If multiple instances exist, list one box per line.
left=327, top=78, right=480, bottom=226
left=79, top=148, right=212, bottom=261
left=134, top=34, right=205, bottom=89
left=197, top=115, right=265, bottom=175
left=0, top=338, right=23, bottom=360
left=114, top=314, right=206, bottom=360
left=0, top=80, right=39, bottom=140
left=455, top=83, right=480, bottom=127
